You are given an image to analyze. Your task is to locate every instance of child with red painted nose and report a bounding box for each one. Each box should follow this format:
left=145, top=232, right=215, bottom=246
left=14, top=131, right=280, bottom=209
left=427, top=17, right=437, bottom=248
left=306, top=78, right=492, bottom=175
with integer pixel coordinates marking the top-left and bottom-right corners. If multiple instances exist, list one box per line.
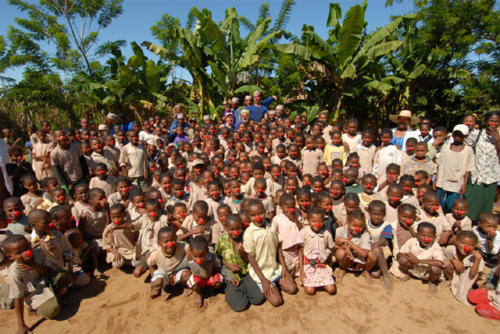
left=334, top=209, right=376, bottom=284
left=102, top=204, right=137, bottom=269
left=443, top=231, right=484, bottom=304
left=243, top=199, right=297, bottom=307
left=177, top=201, right=213, bottom=245
left=392, top=222, right=445, bottom=293
left=417, top=191, right=448, bottom=246
left=271, top=194, right=303, bottom=278
left=3, top=196, right=30, bottom=235
left=299, top=207, right=336, bottom=295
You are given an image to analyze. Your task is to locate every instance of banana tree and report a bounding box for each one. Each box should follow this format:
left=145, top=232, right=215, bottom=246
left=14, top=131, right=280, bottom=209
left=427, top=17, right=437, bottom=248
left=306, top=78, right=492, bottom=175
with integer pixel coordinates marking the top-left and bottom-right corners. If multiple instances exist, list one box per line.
left=275, top=1, right=407, bottom=119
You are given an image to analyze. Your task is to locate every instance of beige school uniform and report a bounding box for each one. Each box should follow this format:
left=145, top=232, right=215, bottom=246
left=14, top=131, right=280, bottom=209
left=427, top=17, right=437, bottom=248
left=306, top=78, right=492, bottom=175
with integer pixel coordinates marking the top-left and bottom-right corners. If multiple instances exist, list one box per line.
left=342, top=133, right=361, bottom=153
left=356, top=144, right=376, bottom=176
left=223, top=196, right=242, bottom=213
left=443, top=214, right=472, bottom=232
left=20, top=194, right=43, bottom=215
left=401, top=157, right=437, bottom=178
left=300, top=225, right=334, bottom=263
left=103, top=146, right=120, bottom=175
left=81, top=207, right=107, bottom=242
left=436, top=144, right=475, bottom=193
left=50, top=145, right=84, bottom=183
left=88, top=152, right=117, bottom=176
left=417, top=210, right=447, bottom=238
left=390, top=238, right=444, bottom=279
left=177, top=214, right=213, bottom=244
left=72, top=201, right=89, bottom=222
left=102, top=224, right=138, bottom=264
left=331, top=199, right=347, bottom=226
left=186, top=182, right=207, bottom=212
left=29, top=230, right=72, bottom=270
left=243, top=222, right=282, bottom=284
left=335, top=225, right=371, bottom=266
left=241, top=177, right=274, bottom=197
left=444, top=246, right=484, bottom=304
left=119, top=143, right=147, bottom=178
left=32, top=141, right=55, bottom=180
left=89, top=176, right=117, bottom=198
left=133, top=215, right=169, bottom=258
left=301, top=148, right=323, bottom=176
left=147, top=242, right=189, bottom=274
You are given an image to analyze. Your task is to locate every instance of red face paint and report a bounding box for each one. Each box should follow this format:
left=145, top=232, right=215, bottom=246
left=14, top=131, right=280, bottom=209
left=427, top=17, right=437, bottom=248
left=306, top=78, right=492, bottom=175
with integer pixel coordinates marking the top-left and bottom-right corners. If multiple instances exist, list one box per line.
left=49, top=222, right=55, bottom=228
left=457, top=210, right=463, bottom=215
left=423, top=237, right=430, bottom=243
left=14, top=210, right=22, bottom=218
left=195, top=259, right=203, bottom=265
left=24, top=250, right=33, bottom=258
left=405, top=219, right=412, bottom=226
left=355, top=226, right=361, bottom=233
left=404, top=186, right=410, bottom=192
left=463, top=245, right=472, bottom=253
left=432, top=205, right=439, bottom=211
left=365, top=184, right=372, bottom=190
left=198, top=218, right=206, bottom=225
left=232, top=230, right=240, bottom=237
left=114, top=220, right=121, bottom=225
left=315, top=223, right=322, bottom=228
left=149, top=212, right=158, bottom=219
left=167, top=241, right=176, bottom=248
left=289, top=208, right=295, bottom=214
left=255, top=215, right=262, bottom=222
left=98, top=170, right=105, bottom=175
left=328, top=205, right=333, bottom=211
left=139, top=203, right=145, bottom=208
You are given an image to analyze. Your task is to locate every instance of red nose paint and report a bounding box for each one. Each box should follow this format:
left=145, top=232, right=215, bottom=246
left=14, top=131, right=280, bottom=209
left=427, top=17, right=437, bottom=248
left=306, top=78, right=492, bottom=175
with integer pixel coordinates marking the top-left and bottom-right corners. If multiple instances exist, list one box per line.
left=315, top=223, right=322, bottom=228
left=423, top=238, right=430, bottom=243
left=365, top=138, right=371, bottom=143
left=99, top=170, right=105, bottom=175
left=432, top=205, right=439, bottom=211
left=418, top=192, right=423, bottom=198
left=17, top=156, right=23, bottom=161
left=274, top=173, right=280, bottom=177
left=101, top=198, right=107, bottom=203
left=114, top=220, right=121, bottom=225
left=49, top=222, right=55, bottom=228
left=195, top=259, right=203, bottom=265
left=177, top=191, right=183, bottom=197
left=158, top=199, right=163, bottom=204
left=14, top=210, right=22, bottom=218
left=365, top=184, right=372, bottom=189
left=96, top=144, right=101, bottom=149
left=383, top=138, right=389, bottom=143
left=232, top=230, right=240, bottom=237
left=212, top=191, right=219, bottom=197
left=24, top=250, right=33, bottom=258
left=404, top=186, right=410, bottom=192
left=301, top=201, right=309, bottom=207
left=179, top=212, right=185, bottom=218
left=355, top=227, right=361, bottom=233
left=257, top=189, right=264, bottom=193
left=334, top=140, right=341, bottom=144
left=321, top=171, right=327, bottom=175
left=405, top=219, right=412, bottom=226
left=328, top=205, right=333, bottom=211
left=199, top=218, right=206, bottom=225
left=70, top=216, right=75, bottom=221
left=333, top=190, right=339, bottom=195
left=307, top=145, right=312, bottom=149
left=167, top=241, right=175, bottom=248
left=220, top=216, right=226, bottom=222
left=255, top=215, right=262, bottom=222
left=129, top=186, right=133, bottom=191
left=414, top=182, right=419, bottom=186
left=289, top=208, right=295, bottom=214
left=235, top=188, right=240, bottom=192
left=149, top=212, right=158, bottom=219
left=464, top=245, right=472, bottom=253
left=491, top=122, right=497, bottom=127
left=243, top=221, right=249, bottom=228
left=392, top=197, right=399, bottom=202
left=352, top=163, right=358, bottom=168
left=60, top=136, right=66, bottom=141
left=457, top=210, right=463, bottom=215
left=139, top=203, right=145, bottom=208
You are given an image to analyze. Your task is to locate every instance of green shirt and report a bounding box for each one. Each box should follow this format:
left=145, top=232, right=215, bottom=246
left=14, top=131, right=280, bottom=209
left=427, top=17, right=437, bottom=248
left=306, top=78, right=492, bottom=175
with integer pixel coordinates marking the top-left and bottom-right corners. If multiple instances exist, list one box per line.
left=216, top=233, right=248, bottom=280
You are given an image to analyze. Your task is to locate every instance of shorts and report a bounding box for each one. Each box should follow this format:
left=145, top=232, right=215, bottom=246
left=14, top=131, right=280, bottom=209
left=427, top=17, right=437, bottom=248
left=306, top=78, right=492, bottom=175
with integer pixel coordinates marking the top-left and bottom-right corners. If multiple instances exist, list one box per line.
left=134, top=254, right=148, bottom=267
left=256, top=274, right=281, bottom=293
left=186, top=273, right=222, bottom=289
left=152, top=269, right=189, bottom=288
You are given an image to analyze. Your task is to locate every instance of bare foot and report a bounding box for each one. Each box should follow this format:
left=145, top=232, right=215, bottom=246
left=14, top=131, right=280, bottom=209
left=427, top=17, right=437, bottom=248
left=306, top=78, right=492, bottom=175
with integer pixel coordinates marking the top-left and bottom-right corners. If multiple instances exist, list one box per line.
left=184, top=288, right=193, bottom=296
left=150, top=287, right=161, bottom=299
left=193, top=293, right=204, bottom=307
left=383, top=276, right=393, bottom=290
left=335, top=269, right=346, bottom=283
left=441, top=280, right=451, bottom=288
left=93, top=268, right=103, bottom=278
left=428, top=282, right=438, bottom=294
left=361, top=271, right=373, bottom=285
left=400, top=274, right=410, bottom=282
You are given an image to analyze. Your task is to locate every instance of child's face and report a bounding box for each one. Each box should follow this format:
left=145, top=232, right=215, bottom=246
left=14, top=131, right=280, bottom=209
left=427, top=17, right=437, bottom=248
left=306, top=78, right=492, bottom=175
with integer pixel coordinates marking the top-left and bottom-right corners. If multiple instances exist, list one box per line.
left=380, top=133, right=392, bottom=145
left=398, top=209, right=416, bottom=228
left=172, top=184, right=184, bottom=198
left=362, top=177, right=376, bottom=194
left=344, top=170, right=357, bottom=185
left=452, top=201, right=468, bottom=220
left=226, top=220, right=242, bottom=240
left=346, top=123, right=357, bottom=136
left=368, top=208, right=385, bottom=226
left=253, top=169, right=264, bottom=179
left=4, top=201, right=23, bottom=221
left=315, top=138, right=325, bottom=150
left=433, top=131, right=447, bottom=145
left=271, top=167, right=281, bottom=181
left=132, top=195, right=145, bottom=210
left=414, top=174, right=426, bottom=187
left=318, top=166, right=329, bottom=178
left=420, top=124, right=430, bottom=136
left=90, top=192, right=107, bottom=210
left=285, top=179, right=298, bottom=195
left=23, top=179, right=38, bottom=193
left=297, top=195, right=311, bottom=211
left=414, top=144, right=428, bottom=159
left=191, top=247, right=208, bottom=265
left=330, top=183, right=344, bottom=199
left=362, top=134, right=372, bottom=146
left=117, top=182, right=131, bottom=197
left=281, top=199, right=296, bottom=218
left=305, top=138, right=314, bottom=149
left=345, top=200, right=359, bottom=214
left=217, top=207, right=230, bottom=224
left=348, top=217, right=364, bottom=236
left=331, top=134, right=342, bottom=145
left=5, top=239, right=32, bottom=264
left=110, top=209, right=126, bottom=225
left=423, top=196, right=440, bottom=215
left=32, top=214, right=54, bottom=236
left=309, top=213, right=324, bottom=233
left=158, top=231, right=177, bottom=256
left=193, top=209, right=208, bottom=225
left=254, top=182, right=267, bottom=197
left=312, top=181, right=323, bottom=193
left=478, top=218, right=498, bottom=238
left=248, top=204, right=266, bottom=227
left=53, top=191, right=67, bottom=205
left=417, top=227, right=436, bottom=248
left=95, top=166, right=108, bottom=178
left=387, top=188, right=403, bottom=207
left=146, top=204, right=161, bottom=221
left=401, top=180, right=414, bottom=195
left=319, top=198, right=333, bottom=215
left=160, top=177, right=172, bottom=194
left=208, top=184, right=222, bottom=201
left=289, top=147, right=299, bottom=159
left=386, top=169, right=400, bottom=183
left=456, top=236, right=476, bottom=257
left=54, top=209, right=74, bottom=233
left=74, top=186, right=89, bottom=202
left=46, top=179, right=59, bottom=192
left=463, top=116, right=476, bottom=129
left=128, top=132, right=139, bottom=145
left=406, top=142, right=416, bottom=155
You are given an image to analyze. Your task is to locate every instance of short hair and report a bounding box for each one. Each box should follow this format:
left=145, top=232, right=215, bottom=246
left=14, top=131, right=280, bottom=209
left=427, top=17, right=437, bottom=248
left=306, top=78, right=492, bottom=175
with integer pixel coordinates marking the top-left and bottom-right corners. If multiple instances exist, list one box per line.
left=307, top=207, right=324, bottom=218
left=28, top=209, right=50, bottom=226
left=110, top=203, right=126, bottom=213
left=279, top=193, right=295, bottom=206
left=347, top=209, right=365, bottom=222
left=49, top=204, right=71, bottom=219
left=157, top=225, right=175, bottom=239
left=368, top=200, right=386, bottom=212
left=456, top=230, right=478, bottom=244
left=225, top=213, right=241, bottom=227
left=417, top=222, right=436, bottom=234
left=344, top=192, right=360, bottom=204
left=190, top=235, right=208, bottom=252
left=89, top=188, right=105, bottom=200
left=398, top=203, right=417, bottom=214
left=193, top=201, right=208, bottom=213
left=2, top=234, right=28, bottom=249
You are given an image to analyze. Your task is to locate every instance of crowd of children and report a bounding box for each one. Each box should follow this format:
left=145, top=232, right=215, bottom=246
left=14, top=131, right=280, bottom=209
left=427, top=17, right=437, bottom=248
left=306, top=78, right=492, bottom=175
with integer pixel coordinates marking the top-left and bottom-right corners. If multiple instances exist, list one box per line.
left=0, top=103, right=499, bottom=333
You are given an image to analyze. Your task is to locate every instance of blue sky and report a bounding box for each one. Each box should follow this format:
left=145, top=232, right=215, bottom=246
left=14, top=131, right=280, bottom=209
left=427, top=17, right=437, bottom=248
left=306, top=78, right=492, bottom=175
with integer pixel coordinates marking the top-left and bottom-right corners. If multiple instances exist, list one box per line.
left=0, top=0, right=414, bottom=82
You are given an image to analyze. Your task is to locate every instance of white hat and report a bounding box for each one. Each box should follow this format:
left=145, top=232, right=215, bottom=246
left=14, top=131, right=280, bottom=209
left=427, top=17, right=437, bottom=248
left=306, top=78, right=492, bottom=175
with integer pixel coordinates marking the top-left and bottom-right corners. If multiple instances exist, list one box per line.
left=176, top=113, right=185, bottom=119
left=452, top=124, right=469, bottom=136
left=231, top=97, right=240, bottom=103
left=203, top=115, right=210, bottom=120
left=268, top=110, right=276, bottom=115
left=106, top=112, right=119, bottom=121
left=98, top=124, right=108, bottom=131
left=389, top=110, right=420, bottom=125
left=244, top=95, right=252, bottom=101
left=276, top=104, right=284, bottom=110
left=240, top=109, right=250, bottom=115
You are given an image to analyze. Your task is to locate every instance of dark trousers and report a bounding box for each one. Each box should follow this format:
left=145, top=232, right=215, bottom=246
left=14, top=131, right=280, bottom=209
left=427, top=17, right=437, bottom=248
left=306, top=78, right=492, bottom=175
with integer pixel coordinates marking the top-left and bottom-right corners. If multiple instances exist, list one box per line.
left=224, top=274, right=266, bottom=312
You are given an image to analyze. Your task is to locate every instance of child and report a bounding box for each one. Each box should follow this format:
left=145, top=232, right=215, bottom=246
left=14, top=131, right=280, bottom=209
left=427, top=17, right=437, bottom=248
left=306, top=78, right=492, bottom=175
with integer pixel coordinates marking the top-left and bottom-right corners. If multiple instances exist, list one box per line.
left=119, top=130, right=148, bottom=191
left=252, top=178, right=275, bottom=219
left=147, top=226, right=190, bottom=299
left=50, top=133, right=86, bottom=192
left=373, top=128, right=401, bottom=182
left=324, top=131, right=348, bottom=167
left=356, top=130, right=376, bottom=177
left=366, top=200, right=393, bottom=289
left=427, top=125, right=448, bottom=163
left=4, top=235, right=61, bottom=331
left=49, top=204, right=75, bottom=234
left=342, top=118, right=361, bottom=153
left=301, top=136, right=323, bottom=176
left=3, top=197, right=30, bottom=235
left=216, top=213, right=258, bottom=312
left=108, top=177, right=133, bottom=208
left=359, top=174, right=377, bottom=211
left=223, top=179, right=244, bottom=213
left=242, top=199, right=297, bottom=307
left=72, top=183, right=90, bottom=222
left=299, top=207, right=336, bottom=295
left=435, top=124, right=474, bottom=212
left=401, top=137, right=417, bottom=169
left=31, top=129, right=55, bottom=181
left=272, top=194, right=303, bottom=277
left=418, top=191, right=447, bottom=245
left=65, top=228, right=100, bottom=277
left=186, top=236, right=222, bottom=307
left=443, top=231, right=484, bottom=304
left=473, top=212, right=500, bottom=267
left=344, top=167, right=362, bottom=194
left=442, top=199, right=472, bottom=245
left=89, top=162, right=117, bottom=198
left=392, top=222, right=444, bottom=293
left=177, top=201, right=213, bottom=244
left=79, top=188, right=109, bottom=245
left=20, top=175, right=45, bottom=215
left=102, top=204, right=138, bottom=268
left=334, top=209, right=376, bottom=283
left=6, top=145, right=35, bottom=196
left=401, top=142, right=436, bottom=183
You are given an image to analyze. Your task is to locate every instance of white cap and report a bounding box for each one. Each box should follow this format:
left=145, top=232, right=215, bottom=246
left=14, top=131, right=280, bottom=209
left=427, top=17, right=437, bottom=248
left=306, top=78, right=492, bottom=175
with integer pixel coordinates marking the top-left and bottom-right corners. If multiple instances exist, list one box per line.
left=98, top=124, right=108, bottom=131
left=106, top=112, right=119, bottom=120
left=276, top=104, right=284, bottom=110
left=231, top=97, right=240, bottom=103
left=203, top=115, right=210, bottom=120
left=177, top=113, right=185, bottom=119
left=268, top=110, right=276, bottom=115
left=452, top=124, right=469, bottom=136
left=244, top=95, right=252, bottom=101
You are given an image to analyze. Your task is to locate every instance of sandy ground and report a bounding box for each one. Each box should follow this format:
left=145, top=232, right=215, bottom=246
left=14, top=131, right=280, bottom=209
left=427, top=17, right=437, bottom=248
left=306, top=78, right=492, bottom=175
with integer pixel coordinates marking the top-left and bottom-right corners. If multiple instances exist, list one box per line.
left=0, top=267, right=498, bottom=334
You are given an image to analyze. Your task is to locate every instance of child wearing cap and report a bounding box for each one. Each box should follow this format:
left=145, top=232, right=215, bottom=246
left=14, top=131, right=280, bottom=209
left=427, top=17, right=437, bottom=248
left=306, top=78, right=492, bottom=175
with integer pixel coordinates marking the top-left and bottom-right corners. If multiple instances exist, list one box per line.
left=434, top=124, right=475, bottom=213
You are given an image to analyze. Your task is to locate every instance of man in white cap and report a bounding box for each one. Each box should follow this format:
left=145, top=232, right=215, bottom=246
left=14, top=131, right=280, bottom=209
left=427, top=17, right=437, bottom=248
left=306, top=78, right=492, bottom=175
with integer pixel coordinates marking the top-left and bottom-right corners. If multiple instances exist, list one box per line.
left=105, top=113, right=119, bottom=133
left=231, top=97, right=242, bottom=123
left=169, top=110, right=189, bottom=135
left=235, top=109, right=251, bottom=130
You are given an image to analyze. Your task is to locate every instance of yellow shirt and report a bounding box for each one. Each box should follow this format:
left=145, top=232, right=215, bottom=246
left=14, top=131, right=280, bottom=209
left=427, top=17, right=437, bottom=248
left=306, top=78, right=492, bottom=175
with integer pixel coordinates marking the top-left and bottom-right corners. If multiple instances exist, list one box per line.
left=323, top=144, right=347, bottom=166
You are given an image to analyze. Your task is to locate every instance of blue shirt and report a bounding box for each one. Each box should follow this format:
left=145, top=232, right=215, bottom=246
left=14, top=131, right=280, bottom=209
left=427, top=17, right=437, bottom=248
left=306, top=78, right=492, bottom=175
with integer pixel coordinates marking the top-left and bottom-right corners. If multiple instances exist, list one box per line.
left=248, top=96, right=275, bottom=122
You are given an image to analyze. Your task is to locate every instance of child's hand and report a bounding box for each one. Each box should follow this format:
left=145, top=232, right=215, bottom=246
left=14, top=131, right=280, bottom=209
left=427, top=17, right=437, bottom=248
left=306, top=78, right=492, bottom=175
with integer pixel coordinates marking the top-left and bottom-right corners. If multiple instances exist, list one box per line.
left=452, top=259, right=465, bottom=274
left=226, top=262, right=241, bottom=273
left=17, top=261, right=32, bottom=272
left=453, top=221, right=462, bottom=231
left=231, top=278, right=240, bottom=287
left=193, top=225, right=207, bottom=234
left=261, top=278, right=273, bottom=294
left=406, top=253, right=419, bottom=266
left=487, top=230, right=497, bottom=239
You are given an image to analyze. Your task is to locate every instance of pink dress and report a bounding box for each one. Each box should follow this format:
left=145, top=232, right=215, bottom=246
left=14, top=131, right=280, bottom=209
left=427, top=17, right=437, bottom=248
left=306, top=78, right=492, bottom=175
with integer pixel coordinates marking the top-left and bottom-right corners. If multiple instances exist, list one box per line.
left=300, top=225, right=335, bottom=287
left=272, top=213, right=303, bottom=276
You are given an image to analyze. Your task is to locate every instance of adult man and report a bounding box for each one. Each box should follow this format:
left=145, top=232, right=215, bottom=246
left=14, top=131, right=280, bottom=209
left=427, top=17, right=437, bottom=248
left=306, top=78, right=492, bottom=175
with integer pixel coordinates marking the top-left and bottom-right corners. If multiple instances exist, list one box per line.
left=247, top=91, right=276, bottom=123
left=231, top=97, right=242, bottom=123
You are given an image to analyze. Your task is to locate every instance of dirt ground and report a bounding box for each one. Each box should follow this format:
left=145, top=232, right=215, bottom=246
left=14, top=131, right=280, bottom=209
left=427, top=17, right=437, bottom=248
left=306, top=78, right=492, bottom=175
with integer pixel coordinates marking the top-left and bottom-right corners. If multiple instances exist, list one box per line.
left=0, top=267, right=497, bottom=334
